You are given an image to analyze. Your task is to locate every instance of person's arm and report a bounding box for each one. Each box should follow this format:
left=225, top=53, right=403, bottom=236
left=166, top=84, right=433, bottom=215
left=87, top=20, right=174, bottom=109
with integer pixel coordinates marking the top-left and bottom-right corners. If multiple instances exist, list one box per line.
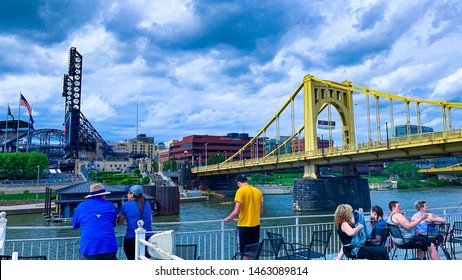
left=341, top=221, right=363, bottom=236
left=225, top=202, right=242, bottom=222
left=117, top=214, right=126, bottom=225
left=395, top=212, right=428, bottom=230
left=427, top=213, right=445, bottom=224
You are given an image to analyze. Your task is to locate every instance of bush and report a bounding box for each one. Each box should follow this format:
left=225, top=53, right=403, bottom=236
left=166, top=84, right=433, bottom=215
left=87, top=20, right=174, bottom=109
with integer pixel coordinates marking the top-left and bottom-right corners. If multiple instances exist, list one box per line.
left=141, top=176, right=150, bottom=185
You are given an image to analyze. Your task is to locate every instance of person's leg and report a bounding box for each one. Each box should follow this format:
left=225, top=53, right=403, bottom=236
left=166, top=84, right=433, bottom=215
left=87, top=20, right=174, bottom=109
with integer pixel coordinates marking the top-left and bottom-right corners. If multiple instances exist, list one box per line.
left=123, top=237, right=136, bottom=260
left=428, top=243, right=440, bottom=260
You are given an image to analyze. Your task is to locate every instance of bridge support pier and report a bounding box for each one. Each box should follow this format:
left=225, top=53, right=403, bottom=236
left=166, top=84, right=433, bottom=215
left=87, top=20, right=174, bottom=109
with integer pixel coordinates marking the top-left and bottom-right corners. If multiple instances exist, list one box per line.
left=303, top=165, right=319, bottom=179
left=293, top=177, right=371, bottom=212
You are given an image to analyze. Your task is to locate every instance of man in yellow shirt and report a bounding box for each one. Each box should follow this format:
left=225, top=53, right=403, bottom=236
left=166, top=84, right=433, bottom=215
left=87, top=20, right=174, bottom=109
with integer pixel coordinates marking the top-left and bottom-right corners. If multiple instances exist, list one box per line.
left=225, top=174, right=263, bottom=256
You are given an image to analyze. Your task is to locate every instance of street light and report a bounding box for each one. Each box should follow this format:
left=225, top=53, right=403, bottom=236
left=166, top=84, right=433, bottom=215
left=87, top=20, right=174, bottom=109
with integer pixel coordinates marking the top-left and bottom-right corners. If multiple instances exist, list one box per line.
left=36, top=165, right=40, bottom=205
left=183, top=150, right=188, bottom=163
left=205, top=143, right=209, bottom=169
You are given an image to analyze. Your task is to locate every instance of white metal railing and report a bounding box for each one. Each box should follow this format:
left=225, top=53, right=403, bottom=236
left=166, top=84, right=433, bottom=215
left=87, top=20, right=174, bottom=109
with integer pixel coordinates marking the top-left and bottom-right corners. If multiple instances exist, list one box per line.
left=3, top=208, right=462, bottom=260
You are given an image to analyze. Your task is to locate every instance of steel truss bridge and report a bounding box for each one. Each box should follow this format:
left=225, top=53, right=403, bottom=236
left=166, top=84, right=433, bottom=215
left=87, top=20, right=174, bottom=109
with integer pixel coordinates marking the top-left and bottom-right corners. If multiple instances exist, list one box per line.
left=193, top=74, right=462, bottom=178
left=419, top=163, right=462, bottom=174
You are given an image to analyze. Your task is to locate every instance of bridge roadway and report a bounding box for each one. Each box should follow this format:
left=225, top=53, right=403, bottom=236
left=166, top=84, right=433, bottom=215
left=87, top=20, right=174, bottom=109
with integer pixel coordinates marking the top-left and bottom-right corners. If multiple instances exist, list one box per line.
left=193, top=129, right=462, bottom=176
left=419, top=162, right=462, bottom=174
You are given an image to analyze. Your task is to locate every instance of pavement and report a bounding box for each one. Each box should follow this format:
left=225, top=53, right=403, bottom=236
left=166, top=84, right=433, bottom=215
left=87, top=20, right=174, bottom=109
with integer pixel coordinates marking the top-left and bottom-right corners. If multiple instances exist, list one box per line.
left=0, top=203, right=53, bottom=215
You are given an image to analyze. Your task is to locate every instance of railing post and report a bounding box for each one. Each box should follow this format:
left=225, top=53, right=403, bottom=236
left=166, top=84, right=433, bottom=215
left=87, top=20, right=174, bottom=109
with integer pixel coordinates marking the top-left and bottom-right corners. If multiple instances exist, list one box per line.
left=295, top=216, right=300, bottom=244
left=220, top=220, right=225, bottom=260
left=134, top=220, right=146, bottom=260
left=0, top=212, right=7, bottom=255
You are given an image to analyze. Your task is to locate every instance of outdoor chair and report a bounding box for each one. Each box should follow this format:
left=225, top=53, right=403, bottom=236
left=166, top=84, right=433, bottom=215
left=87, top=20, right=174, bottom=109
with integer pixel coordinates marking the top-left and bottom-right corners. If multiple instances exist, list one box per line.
left=175, top=244, right=199, bottom=260
left=259, top=237, right=288, bottom=260
left=266, top=231, right=299, bottom=260
left=0, top=255, right=47, bottom=260
left=387, top=223, right=427, bottom=260
left=448, top=221, right=462, bottom=260
left=434, top=222, right=451, bottom=260
left=290, top=230, right=332, bottom=260
left=232, top=241, right=263, bottom=260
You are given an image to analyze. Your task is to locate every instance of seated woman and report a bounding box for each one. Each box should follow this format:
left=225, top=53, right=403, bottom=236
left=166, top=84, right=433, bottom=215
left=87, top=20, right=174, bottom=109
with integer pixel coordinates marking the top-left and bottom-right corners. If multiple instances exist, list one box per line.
left=370, top=205, right=388, bottom=246
left=411, top=200, right=447, bottom=246
left=334, top=204, right=389, bottom=260
left=387, top=200, right=439, bottom=260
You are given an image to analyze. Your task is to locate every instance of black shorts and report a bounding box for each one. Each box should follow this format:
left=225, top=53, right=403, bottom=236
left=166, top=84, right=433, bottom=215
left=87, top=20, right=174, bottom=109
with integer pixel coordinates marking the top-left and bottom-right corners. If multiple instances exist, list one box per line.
left=236, top=225, right=260, bottom=253
left=406, top=236, right=431, bottom=249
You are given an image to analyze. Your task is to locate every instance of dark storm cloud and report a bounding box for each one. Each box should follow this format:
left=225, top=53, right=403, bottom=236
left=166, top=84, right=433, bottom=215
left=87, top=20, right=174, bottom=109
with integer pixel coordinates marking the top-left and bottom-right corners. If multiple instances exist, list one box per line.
left=0, top=0, right=105, bottom=44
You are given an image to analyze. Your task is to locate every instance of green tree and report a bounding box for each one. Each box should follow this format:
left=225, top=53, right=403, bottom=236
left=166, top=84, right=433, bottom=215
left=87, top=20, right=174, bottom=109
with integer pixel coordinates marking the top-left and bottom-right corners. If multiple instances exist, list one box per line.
left=212, top=152, right=226, bottom=164
left=387, top=161, right=422, bottom=181
left=0, top=152, right=48, bottom=180
left=163, top=160, right=178, bottom=171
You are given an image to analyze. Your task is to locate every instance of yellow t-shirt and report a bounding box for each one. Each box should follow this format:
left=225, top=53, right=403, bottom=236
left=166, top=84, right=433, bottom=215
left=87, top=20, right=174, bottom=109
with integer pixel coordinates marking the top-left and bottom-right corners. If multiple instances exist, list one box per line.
left=234, top=185, right=263, bottom=227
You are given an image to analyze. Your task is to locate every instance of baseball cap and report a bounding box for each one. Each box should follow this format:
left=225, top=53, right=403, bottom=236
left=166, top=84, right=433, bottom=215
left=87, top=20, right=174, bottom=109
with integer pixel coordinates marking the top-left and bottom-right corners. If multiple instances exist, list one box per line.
left=124, top=184, right=144, bottom=196
left=235, top=174, right=247, bottom=182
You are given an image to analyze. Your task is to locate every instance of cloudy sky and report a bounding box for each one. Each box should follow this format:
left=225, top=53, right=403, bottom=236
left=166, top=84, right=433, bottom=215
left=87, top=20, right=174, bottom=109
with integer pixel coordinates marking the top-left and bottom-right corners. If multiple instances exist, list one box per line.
left=1, top=0, right=462, bottom=145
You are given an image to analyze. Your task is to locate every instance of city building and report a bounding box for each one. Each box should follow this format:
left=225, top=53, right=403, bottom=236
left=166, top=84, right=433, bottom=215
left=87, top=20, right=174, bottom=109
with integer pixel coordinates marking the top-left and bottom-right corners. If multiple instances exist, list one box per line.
left=394, top=124, right=433, bottom=137
left=168, top=133, right=261, bottom=166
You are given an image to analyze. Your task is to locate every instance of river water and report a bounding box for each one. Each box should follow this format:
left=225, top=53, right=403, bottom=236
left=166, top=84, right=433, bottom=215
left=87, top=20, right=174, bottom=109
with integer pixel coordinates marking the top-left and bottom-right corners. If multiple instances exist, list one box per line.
left=4, top=186, right=462, bottom=239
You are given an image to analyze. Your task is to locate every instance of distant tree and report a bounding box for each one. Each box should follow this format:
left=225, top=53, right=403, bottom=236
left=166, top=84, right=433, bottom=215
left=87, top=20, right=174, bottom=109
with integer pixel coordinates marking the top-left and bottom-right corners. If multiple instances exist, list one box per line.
left=387, top=161, right=422, bottom=181
left=163, top=160, right=178, bottom=171
left=212, top=152, right=226, bottom=164
left=152, top=160, right=159, bottom=172
left=0, top=152, right=48, bottom=180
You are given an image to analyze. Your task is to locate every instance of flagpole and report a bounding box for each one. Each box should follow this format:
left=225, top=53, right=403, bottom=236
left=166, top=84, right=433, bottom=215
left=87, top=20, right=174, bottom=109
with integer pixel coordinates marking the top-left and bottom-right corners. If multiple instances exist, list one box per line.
left=26, top=121, right=30, bottom=153
left=4, top=103, right=8, bottom=152
left=16, top=92, right=21, bottom=152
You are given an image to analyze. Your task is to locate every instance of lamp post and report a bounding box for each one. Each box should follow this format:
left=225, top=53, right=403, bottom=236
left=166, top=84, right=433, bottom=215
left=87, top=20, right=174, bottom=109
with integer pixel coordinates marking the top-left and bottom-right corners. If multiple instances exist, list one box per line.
left=183, top=150, right=188, bottom=163
left=205, top=143, right=209, bottom=169
left=36, top=165, right=40, bottom=205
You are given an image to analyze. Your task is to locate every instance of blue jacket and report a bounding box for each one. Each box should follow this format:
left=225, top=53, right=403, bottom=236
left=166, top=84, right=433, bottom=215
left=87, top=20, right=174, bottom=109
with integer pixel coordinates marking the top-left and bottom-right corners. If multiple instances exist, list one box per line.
left=72, top=197, right=118, bottom=255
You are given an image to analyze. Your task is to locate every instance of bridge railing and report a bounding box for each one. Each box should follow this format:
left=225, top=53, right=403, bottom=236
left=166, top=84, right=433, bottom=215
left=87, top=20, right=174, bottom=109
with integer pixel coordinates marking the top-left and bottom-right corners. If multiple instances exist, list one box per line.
left=3, top=208, right=462, bottom=260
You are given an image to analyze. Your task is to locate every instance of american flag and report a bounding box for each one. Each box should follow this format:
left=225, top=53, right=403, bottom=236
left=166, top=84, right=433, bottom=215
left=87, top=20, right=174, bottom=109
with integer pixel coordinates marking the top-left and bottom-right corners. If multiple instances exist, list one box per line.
left=20, top=94, right=32, bottom=115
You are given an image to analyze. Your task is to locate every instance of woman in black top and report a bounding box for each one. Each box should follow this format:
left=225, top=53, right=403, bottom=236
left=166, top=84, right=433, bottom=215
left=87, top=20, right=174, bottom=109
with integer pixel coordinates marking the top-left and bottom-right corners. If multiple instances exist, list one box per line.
left=334, top=204, right=389, bottom=260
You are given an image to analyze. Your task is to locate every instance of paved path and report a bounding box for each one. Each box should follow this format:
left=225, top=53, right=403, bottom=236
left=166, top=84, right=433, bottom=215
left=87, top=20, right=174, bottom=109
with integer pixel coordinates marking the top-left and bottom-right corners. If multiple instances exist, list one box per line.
left=0, top=202, right=54, bottom=215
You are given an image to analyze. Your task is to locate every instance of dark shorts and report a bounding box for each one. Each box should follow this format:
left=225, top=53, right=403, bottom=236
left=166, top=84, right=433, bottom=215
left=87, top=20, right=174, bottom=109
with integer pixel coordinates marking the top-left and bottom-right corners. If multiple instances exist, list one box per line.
left=236, top=225, right=260, bottom=253
left=80, top=251, right=117, bottom=260
left=406, top=236, right=432, bottom=249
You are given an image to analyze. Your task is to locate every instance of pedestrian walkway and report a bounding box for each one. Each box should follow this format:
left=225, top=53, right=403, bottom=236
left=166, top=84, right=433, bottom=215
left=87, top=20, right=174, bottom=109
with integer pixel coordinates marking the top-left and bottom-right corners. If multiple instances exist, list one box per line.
left=0, top=202, right=53, bottom=215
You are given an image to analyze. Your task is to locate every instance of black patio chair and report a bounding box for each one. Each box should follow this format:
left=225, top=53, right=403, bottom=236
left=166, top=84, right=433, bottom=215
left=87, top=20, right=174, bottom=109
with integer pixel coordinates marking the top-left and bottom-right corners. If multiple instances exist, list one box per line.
left=448, top=221, right=462, bottom=260
left=266, top=231, right=299, bottom=260
left=232, top=241, right=263, bottom=260
left=259, top=237, right=289, bottom=260
left=291, top=230, right=332, bottom=260
left=175, top=244, right=199, bottom=260
left=387, top=223, right=427, bottom=260
left=0, top=255, right=47, bottom=260
left=434, top=222, right=451, bottom=260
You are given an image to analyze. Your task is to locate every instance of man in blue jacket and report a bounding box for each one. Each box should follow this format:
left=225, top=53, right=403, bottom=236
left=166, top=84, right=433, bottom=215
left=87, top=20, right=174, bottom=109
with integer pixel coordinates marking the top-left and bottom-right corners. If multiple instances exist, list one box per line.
left=72, top=183, right=118, bottom=260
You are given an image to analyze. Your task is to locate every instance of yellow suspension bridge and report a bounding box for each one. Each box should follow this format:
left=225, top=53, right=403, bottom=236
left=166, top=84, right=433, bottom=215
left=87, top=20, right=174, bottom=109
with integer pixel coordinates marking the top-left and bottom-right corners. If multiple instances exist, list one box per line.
left=193, top=74, right=462, bottom=178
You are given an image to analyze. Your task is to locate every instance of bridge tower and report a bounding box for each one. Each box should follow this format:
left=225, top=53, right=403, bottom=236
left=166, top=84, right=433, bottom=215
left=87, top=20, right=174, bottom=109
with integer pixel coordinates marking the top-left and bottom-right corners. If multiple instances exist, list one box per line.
left=302, top=75, right=356, bottom=178
left=62, top=47, right=83, bottom=159
left=62, top=47, right=112, bottom=162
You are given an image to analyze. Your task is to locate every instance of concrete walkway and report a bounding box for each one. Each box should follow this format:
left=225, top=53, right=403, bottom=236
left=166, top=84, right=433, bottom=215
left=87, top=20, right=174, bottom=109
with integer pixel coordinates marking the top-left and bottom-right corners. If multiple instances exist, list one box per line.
left=0, top=203, right=54, bottom=215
